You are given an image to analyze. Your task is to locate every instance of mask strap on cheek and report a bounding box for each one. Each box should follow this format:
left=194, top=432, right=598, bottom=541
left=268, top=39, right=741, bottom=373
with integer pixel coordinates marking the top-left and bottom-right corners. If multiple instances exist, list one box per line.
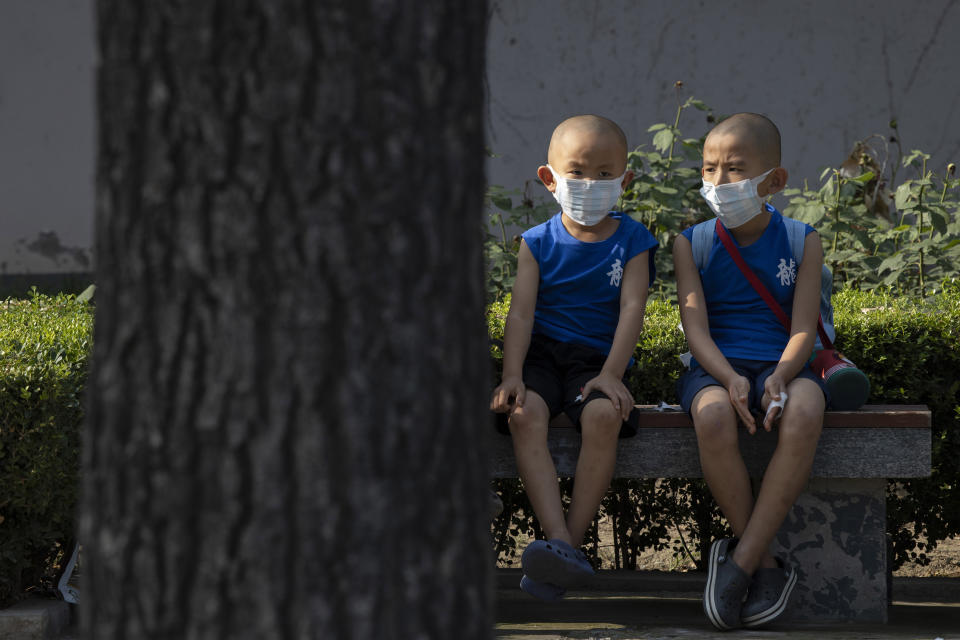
left=754, top=168, right=776, bottom=192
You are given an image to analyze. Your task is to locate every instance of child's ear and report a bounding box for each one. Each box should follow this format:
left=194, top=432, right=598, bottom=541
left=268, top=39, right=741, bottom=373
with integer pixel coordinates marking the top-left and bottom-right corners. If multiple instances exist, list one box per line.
left=620, top=170, right=635, bottom=189
left=760, top=167, right=789, bottom=197
left=537, top=165, right=556, bottom=192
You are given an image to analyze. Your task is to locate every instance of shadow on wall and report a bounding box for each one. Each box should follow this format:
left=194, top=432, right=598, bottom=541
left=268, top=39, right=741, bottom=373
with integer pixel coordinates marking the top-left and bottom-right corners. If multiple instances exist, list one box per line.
left=16, top=231, right=91, bottom=270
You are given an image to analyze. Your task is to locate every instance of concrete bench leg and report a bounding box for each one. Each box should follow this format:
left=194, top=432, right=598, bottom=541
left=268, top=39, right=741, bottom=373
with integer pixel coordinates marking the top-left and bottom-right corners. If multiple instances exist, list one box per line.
left=772, top=478, right=887, bottom=623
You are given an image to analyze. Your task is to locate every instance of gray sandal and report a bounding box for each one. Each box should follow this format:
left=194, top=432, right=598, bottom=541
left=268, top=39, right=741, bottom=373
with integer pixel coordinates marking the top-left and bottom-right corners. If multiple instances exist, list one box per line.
left=742, top=558, right=798, bottom=628
left=703, top=538, right=751, bottom=630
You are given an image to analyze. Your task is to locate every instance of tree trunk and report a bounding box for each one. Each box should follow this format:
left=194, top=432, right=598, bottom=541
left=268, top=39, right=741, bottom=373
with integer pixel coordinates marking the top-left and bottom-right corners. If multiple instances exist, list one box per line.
left=83, top=2, right=490, bottom=638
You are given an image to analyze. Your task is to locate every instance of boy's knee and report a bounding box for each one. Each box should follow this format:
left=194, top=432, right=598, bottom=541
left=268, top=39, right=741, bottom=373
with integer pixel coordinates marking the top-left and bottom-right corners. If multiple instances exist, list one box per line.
left=778, top=382, right=825, bottom=443
left=580, top=398, right=621, bottom=438
left=779, top=402, right=823, bottom=443
left=693, top=402, right=739, bottom=451
left=508, top=404, right=549, bottom=438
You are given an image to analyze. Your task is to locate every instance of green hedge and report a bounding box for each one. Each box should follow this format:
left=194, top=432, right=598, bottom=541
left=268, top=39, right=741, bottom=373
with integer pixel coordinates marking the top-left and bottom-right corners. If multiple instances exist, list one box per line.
left=1, top=286, right=956, bottom=604
left=489, top=286, right=960, bottom=571
left=0, top=293, right=91, bottom=606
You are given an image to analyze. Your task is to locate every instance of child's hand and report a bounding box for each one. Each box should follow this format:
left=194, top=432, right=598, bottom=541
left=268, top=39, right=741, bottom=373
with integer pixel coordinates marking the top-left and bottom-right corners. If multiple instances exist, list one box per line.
left=761, top=373, right=788, bottom=431
left=726, top=375, right=757, bottom=433
left=490, top=376, right=525, bottom=413
left=581, top=372, right=633, bottom=421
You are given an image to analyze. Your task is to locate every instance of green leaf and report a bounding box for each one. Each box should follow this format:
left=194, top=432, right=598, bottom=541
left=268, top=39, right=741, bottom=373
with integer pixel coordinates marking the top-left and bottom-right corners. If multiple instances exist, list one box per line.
left=850, top=171, right=875, bottom=184
left=882, top=270, right=903, bottom=285
left=652, top=129, right=675, bottom=154
left=895, top=182, right=914, bottom=210
left=491, top=194, right=512, bottom=211
left=803, top=202, right=827, bottom=224
left=647, top=123, right=668, bottom=132
left=76, top=285, right=95, bottom=303
left=878, top=254, right=905, bottom=273
left=653, top=185, right=679, bottom=195
left=928, top=209, right=949, bottom=235
left=903, top=149, right=931, bottom=167
left=685, top=98, right=709, bottom=111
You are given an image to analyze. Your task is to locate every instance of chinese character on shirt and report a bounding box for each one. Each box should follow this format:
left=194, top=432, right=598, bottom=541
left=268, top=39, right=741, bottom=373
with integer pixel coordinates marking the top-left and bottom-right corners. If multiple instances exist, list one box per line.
left=607, top=258, right=623, bottom=287
left=776, top=258, right=797, bottom=286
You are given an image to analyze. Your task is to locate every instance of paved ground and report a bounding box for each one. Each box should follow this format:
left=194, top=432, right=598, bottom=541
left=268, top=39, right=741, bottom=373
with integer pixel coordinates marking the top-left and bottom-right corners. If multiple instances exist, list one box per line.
left=31, top=571, right=960, bottom=639
left=495, top=571, right=960, bottom=640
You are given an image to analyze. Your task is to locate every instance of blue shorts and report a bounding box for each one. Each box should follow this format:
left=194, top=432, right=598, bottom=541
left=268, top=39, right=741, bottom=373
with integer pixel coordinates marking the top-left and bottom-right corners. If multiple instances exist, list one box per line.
left=677, top=358, right=830, bottom=415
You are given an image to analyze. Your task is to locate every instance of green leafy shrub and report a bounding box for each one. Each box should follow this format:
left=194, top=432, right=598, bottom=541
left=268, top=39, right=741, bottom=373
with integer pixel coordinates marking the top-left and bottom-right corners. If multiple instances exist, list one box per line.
left=783, top=141, right=960, bottom=297
left=832, top=286, right=960, bottom=569
left=619, top=96, right=716, bottom=300
left=0, top=292, right=92, bottom=605
left=483, top=187, right=555, bottom=301
left=490, top=288, right=960, bottom=571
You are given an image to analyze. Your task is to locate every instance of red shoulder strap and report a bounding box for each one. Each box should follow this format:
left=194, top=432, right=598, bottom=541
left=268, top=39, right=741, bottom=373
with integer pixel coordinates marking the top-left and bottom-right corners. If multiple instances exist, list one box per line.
left=714, top=221, right=834, bottom=349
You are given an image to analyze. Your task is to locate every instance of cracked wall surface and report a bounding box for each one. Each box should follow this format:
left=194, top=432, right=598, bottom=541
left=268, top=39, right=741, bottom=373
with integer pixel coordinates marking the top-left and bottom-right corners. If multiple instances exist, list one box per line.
left=2, top=1, right=959, bottom=275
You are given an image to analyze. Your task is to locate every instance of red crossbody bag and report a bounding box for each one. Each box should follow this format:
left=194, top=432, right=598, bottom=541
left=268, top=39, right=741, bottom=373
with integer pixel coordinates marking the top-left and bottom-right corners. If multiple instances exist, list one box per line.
left=714, top=221, right=870, bottom=410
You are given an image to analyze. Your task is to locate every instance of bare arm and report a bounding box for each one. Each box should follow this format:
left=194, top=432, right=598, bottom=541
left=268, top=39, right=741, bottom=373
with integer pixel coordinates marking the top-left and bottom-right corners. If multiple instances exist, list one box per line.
left=674, top=234, right=757, bottom=431
left=580, top=251, right=650, bottom=421
left=761, top=231, right=824, bottom=426
left=490, top=240, right=539, bottom=412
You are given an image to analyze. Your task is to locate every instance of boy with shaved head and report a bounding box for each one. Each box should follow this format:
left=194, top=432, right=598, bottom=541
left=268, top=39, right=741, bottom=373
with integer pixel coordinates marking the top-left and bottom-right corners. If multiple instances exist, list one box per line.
left=491, top=115, right=657, bottom=600
left=674, top=113, right=828, bottom=629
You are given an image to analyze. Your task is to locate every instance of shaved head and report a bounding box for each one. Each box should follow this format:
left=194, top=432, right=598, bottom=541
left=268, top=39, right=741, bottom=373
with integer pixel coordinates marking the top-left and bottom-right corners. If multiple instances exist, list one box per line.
left=547, top=115, right=628, bottom=166
left=705, top=113, right=781, bottom=167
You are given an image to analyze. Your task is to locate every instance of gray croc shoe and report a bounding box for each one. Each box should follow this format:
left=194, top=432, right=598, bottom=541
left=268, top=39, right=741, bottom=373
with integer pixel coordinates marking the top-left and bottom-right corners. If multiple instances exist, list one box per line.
left=704, top=538, right=751, bottom=630
left=519, top=574, right=566, bottom=602
left=742, top=558, right=798, bottom=628
left=521, top=539, right=594, bottom=588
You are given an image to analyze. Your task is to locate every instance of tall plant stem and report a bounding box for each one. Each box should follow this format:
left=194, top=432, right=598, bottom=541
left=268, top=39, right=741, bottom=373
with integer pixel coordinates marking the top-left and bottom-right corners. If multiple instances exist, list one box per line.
left=917, top=157, right=927, bottom=297
left=832, top=171, right=843, bottom=253
left=666, top=101, right=684, bottom=170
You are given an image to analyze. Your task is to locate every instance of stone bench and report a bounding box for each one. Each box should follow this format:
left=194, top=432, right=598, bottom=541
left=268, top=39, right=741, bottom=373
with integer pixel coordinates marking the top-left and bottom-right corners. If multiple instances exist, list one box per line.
left=490, top=404, right=932, bottom=623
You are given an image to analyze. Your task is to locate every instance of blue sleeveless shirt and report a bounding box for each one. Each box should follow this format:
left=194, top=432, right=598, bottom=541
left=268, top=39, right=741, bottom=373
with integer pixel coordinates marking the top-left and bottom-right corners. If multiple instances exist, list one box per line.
left=522, top=212, right=658, bottom=354
left=680, top=208, right=815, bottom=362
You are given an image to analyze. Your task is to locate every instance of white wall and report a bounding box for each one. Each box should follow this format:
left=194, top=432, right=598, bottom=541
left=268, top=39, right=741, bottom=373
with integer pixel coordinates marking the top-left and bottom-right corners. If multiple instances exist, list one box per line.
left=1, top=1, right=958, bottom=274
left=486, top=0, right=960, bottom=208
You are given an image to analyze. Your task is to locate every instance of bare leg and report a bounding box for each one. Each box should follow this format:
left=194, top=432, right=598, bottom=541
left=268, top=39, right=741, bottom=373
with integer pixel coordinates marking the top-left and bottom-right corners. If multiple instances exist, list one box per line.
left=733, top=378, right=824, bottom=574
left=508, top=391, right=571, bottom=543
left=566, top=398, right=621, bottom=547
left=691, top=386, right=777, bottom=570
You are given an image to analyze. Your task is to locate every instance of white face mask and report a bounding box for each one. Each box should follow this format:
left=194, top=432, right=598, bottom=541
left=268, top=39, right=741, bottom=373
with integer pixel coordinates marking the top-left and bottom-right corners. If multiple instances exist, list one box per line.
left=548, top=165, right=625, bottom=226
left=700, top=169, right=775, bottom=228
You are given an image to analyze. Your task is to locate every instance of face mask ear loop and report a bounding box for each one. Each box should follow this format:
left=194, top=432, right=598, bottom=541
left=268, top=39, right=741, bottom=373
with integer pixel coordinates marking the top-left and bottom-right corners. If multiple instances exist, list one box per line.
left=754, top=168, right=776, bottom=199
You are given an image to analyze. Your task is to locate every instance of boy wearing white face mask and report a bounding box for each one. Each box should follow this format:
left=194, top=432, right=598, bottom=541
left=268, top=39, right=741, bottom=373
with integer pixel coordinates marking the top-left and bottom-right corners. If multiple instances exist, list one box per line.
left=490, top=115, right=657, bottom=601
left=674, top=113, right=828, bottom=630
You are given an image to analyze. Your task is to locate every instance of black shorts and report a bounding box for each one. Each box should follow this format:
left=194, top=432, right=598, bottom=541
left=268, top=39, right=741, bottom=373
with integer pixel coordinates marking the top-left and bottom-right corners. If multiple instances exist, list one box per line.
left=495, top=333, right=636, bottom=438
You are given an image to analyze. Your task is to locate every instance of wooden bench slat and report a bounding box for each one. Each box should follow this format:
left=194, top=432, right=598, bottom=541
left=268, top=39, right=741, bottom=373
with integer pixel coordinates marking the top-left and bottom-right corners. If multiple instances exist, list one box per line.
left=627, top=404, right=931, bottom=428
left=495, top=405, right=932, bottom=479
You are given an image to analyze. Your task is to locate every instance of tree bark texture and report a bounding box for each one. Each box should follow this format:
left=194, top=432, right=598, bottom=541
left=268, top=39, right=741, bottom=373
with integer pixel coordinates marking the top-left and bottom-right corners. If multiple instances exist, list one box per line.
left=83, top=2, right=490, bottom=638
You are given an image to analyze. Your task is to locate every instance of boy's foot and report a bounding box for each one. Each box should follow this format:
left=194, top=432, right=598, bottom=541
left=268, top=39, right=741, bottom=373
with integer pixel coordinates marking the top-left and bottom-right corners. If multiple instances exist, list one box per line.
left=519, top=574, right=566, bottom=601
left=703, top=538, right=750, bottom=630
left=521, top=539, right=594, bottom=588
left=741, top=558, right=798, bottom=628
